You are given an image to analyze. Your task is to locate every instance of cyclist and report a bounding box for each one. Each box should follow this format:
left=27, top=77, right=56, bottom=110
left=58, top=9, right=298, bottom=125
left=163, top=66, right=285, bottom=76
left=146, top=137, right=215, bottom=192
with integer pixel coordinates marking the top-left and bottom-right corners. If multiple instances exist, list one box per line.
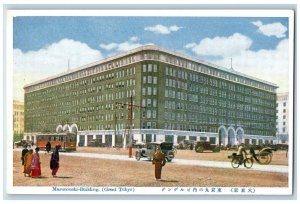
left=237, top=143, right=247, bottom=165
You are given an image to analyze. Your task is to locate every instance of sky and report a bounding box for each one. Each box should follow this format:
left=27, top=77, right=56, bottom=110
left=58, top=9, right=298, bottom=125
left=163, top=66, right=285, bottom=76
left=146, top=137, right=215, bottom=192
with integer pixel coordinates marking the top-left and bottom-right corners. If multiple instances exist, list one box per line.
left=13, top=16, right=290, bottom=101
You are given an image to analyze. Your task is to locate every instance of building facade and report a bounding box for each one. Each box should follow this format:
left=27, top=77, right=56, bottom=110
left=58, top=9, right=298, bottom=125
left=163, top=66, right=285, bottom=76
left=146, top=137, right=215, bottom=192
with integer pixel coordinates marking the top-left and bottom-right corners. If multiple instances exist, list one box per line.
left=24, top=45, right=278, bottom=147
left=276, top=92, right=289, bottom=144
left=13, top=100, right=24, bottom=134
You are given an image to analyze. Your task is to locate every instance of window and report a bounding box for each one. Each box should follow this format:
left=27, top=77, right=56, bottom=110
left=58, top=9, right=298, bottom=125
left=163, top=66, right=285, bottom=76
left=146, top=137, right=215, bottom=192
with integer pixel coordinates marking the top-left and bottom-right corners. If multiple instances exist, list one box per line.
left=148, top=76, right=152, bottom=83
left=153, top=110, right=157, bottom=118
left=153, top=99, right=157, bottom=107
left=148, top=64, right=152, bottom=72
left=153, top=77, right=157, bottom=84
left=283, top=115, right=286, bottom=119
left=153, top=64, right=157, bottom=72
left=143, top=76, right=147, bottom=84
left=283, top=102, right=286, bottom=107
left=282, top=127, right=286, bottom=133
left=142, top=88, right=146, bottom=95
left=147, top=99, right=151, bottom=107
left=147, top=110, right=151, bottom=118
left=148, top=87, right=152, bottom=95
left=142, top=99, right=146, bottom=107
left=153, top=87, right=157, bottom=95
left=143, top=65, right=147, bottom=72
left=283, top=109, right=286, bottom=113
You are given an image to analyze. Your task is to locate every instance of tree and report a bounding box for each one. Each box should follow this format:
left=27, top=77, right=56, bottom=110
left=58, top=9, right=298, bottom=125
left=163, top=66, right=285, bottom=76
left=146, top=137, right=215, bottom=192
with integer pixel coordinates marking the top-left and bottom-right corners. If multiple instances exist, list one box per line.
left=13, top=132, right=24, bottom=143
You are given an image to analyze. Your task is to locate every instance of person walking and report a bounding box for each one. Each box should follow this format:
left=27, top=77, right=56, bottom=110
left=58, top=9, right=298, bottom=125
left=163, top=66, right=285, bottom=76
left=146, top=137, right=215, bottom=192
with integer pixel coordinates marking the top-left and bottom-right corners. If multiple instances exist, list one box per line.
left=23, top=149, right=33, bottom=177
left=46, top=141, right=51, bottom=154
left=21, top=145, right=29, bottom=166
left=152, top=146, right=166, bottom=181
left=50, top=145, right=60, bottom=177
left=31, top=147, right=41, bottom=178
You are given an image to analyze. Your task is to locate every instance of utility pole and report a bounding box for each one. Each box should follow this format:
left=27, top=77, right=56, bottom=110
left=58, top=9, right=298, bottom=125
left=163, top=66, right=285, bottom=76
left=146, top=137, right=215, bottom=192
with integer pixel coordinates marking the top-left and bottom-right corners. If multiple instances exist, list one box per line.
left=129, top=95, right=133, bottom=158
left=116, top=96, right=145, bottom=158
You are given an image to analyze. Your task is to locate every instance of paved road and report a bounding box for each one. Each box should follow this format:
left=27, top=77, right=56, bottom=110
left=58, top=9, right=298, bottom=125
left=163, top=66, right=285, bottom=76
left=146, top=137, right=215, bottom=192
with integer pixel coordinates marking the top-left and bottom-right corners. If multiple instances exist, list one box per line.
left=58, top=151, right=288, bottom=174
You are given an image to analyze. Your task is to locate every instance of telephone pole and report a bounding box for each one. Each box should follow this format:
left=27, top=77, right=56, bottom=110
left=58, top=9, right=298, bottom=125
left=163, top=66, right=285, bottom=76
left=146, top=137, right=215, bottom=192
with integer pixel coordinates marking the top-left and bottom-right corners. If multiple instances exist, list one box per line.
left=116, top=95, right=145, bottom=158
left=129, top=95, right=133, bottom=157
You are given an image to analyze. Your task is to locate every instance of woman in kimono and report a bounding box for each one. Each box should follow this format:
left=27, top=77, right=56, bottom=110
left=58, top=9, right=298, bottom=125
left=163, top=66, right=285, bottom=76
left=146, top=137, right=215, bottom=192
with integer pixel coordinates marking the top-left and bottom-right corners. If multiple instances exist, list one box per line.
left=50, top=145, right=60, bottom=177
left=31, top=147, right=41, bottom=177
left=23, top=149, right=33, bottom=177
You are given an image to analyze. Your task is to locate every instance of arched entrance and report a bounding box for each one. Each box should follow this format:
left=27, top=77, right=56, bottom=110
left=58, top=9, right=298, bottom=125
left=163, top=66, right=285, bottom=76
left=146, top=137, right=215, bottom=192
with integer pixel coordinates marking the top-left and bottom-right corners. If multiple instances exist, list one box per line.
left=70, top=124, right=78, bottom=134
left=228, top=127, right=235, bottom=147
left=56, top=125, right=63, bottom=133
left=63, top=124, right=70, bottom=132
left=218, top=126, right=227, bottom=147
left=236, top=127, right=244, bottom=144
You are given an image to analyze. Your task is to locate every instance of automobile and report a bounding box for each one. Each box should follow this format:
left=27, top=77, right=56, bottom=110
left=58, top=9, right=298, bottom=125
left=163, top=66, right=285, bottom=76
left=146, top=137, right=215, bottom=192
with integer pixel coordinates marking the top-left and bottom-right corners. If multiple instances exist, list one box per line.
left=135, top=142, right=175, bottom=162
left=178, top=139, right=194, bottom=150
left=14, top=140, right=33, bottom=148
left=87, top=139, right=103, bottom=147
left=194, top=141, right=220, bottom=153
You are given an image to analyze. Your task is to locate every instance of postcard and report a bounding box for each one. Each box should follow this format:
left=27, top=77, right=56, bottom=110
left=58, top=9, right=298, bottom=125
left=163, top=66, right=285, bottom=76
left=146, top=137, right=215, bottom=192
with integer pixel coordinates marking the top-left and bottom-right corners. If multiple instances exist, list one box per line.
left=4, top=8, right=294, bottom=197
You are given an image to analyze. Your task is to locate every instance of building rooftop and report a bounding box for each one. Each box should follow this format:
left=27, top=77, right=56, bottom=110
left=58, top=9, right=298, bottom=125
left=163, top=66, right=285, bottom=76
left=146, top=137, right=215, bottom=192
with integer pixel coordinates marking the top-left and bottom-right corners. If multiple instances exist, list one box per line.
left=24, top=44, right=278, bottom=91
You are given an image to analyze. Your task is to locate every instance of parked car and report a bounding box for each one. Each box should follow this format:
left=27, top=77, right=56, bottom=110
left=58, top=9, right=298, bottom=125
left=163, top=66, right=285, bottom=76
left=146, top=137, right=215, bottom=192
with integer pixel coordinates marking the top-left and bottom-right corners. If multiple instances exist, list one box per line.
left=178, top=139, right=194, bottom=150
left=194, top=141, right=220, bottom=153
left=135, top=142, right=175, bottom=162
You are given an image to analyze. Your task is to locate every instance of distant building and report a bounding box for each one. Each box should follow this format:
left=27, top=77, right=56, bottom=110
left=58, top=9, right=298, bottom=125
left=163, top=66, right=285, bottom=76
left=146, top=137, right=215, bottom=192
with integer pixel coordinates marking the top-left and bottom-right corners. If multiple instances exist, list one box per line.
left=13, top=100, right=24, bottom=134
left=23, top=45, right=278, bottom=147
left=276, top=92, right=289, bottom=144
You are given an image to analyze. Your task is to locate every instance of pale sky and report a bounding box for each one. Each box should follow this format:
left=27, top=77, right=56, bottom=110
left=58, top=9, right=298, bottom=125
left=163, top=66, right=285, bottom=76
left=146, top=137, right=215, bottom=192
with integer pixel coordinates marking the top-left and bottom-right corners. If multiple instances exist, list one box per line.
left=13, top=16, right=290, bottom=101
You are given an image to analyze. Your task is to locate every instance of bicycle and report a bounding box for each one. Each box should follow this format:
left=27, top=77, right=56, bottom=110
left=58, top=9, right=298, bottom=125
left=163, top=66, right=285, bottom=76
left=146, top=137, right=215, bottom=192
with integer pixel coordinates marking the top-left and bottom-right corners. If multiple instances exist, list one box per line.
left=228, top=153, right=253, bottom=169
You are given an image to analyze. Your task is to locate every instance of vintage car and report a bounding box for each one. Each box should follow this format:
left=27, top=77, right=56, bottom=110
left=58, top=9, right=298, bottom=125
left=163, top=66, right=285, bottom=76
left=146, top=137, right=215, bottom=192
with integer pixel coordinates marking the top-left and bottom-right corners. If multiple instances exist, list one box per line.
left=135, top=142, right=175, bottom=162
left=178, top=139, right=194, bottom=150
left=194, top=141, right=220, bottom=153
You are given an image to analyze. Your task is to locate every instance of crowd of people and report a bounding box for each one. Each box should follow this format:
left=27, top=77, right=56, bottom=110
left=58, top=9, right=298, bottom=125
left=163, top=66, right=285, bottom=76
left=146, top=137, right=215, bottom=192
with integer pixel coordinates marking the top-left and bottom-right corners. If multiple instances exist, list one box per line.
left=21, top=143, right=61, bottom=178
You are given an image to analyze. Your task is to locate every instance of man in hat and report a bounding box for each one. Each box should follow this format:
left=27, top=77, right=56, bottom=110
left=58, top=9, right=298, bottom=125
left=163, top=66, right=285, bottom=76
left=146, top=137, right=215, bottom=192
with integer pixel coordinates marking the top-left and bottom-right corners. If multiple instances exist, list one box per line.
left=152, top=146, right=166, bottom=181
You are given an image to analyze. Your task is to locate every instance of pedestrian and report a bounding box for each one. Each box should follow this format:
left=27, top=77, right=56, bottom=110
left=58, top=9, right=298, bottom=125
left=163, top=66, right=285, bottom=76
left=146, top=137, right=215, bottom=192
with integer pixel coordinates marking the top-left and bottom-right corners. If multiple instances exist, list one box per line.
left=46, top=141, right=51, bottom=154
left=31, top=147, right=41, bottom=178
left=50, top=145, right=60, bottom=177
left=23, top=149, right=33, bottom=177
left=152, top=146, right=166, bottom=181
left=21, top=145, right=29, bottom=166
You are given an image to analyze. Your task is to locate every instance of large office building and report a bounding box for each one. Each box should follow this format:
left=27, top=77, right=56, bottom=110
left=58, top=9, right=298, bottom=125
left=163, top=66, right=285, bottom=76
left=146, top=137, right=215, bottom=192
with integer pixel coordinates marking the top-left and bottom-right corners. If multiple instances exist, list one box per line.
left=276, top=92, right=289, bottom=144
left=24, top=45, right=278, bottom=147
left=13, top=100, right=24, bottom=134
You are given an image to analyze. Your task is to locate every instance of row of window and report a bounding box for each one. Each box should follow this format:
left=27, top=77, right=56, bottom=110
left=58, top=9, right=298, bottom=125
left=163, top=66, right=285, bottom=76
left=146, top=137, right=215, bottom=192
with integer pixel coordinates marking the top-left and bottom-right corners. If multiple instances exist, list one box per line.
left=142, top=64, right=158, bottom=73
left=25, top=64, right=137, bottom=93
left=164, top=99, right=275, bottom=115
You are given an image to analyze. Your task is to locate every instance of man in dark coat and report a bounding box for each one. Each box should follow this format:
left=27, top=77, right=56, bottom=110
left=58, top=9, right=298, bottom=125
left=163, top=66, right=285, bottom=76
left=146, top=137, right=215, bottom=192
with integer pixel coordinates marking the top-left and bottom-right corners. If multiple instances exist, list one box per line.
left=21, top=145, right=29, bottom=165
left=152, top=146, right=166, bottom=180
left=46, top=141, right=51, bottom=154
left=50, top=145, right=60, bottom=177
